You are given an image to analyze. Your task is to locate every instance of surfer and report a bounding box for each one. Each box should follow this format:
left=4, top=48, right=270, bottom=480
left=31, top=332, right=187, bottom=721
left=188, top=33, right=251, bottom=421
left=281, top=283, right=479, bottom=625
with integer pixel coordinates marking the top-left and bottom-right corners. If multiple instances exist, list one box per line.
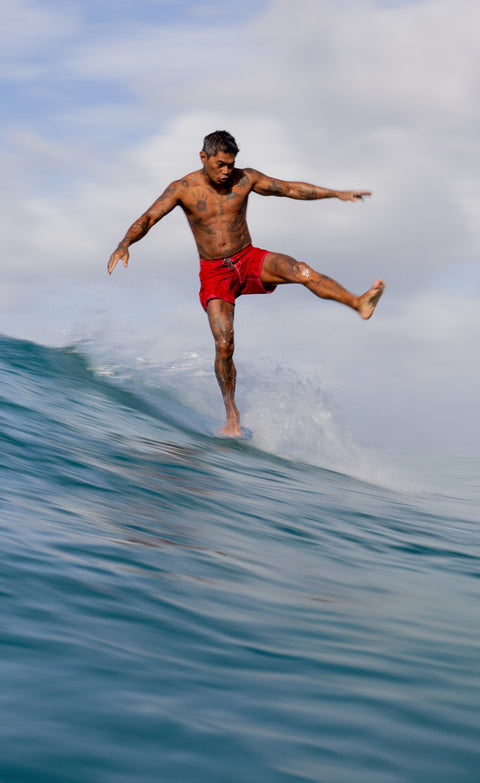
left=108, top=130, right=384, bottom=438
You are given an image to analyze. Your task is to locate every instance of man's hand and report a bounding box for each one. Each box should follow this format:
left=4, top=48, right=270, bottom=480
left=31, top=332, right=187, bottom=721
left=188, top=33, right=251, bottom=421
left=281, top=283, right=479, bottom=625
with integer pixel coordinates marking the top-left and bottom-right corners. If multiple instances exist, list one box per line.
left=337, top=190, right=372, bottom=202
left=107, top=246, right=129, bottom=275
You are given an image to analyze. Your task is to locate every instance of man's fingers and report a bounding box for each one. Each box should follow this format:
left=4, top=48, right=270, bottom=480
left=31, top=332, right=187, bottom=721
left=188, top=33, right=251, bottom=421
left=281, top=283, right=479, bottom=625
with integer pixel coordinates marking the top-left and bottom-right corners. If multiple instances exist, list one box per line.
left=107, top=249, right=129, bottom=274
left=341, top=191, right=372, bottom=202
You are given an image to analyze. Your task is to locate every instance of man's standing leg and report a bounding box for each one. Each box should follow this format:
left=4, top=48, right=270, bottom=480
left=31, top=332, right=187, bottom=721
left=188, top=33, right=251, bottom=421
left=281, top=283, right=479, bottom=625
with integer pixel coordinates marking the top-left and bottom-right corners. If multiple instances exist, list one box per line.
left=206, top=299, right=242, bottom=437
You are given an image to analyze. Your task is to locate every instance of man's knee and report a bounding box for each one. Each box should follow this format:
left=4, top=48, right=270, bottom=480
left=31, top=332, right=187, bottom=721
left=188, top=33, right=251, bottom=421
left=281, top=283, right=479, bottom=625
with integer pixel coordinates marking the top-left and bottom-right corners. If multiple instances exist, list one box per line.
left=282, top=259, right=312, bottom=284
left=271, top=255, right=312, bottom=284
left=215, top=333, right=234, bottom=359
left=295, top=261, right=313, bottom=283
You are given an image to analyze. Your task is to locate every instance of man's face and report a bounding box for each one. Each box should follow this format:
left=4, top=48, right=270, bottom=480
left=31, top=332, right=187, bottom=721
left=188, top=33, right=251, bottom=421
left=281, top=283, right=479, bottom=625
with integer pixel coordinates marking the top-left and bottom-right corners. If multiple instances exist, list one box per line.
left=200, top=150, right=236, bottom=186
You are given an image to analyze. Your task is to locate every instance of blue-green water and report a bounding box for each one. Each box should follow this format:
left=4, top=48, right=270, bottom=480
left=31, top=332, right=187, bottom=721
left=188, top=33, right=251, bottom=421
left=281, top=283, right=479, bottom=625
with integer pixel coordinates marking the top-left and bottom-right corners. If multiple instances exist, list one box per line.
left=1, top=334, right=479, bottom=783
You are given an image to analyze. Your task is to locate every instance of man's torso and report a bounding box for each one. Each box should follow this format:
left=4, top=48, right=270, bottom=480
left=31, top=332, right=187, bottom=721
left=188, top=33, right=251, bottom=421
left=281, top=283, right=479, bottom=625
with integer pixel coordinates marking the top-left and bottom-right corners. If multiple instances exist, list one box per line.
left=177, top=167, right=255, bottom=260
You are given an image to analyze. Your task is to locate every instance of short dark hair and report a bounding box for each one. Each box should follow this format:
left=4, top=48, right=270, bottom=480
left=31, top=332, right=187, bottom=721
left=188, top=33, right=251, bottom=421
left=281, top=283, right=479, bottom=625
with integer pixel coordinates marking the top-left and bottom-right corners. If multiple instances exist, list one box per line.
left=202, top=130, right=239, bottom=158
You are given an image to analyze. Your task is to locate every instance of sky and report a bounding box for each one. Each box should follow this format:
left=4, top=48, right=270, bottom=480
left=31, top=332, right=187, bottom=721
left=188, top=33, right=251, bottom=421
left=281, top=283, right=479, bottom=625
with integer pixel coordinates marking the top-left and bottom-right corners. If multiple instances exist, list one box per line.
left=2, top=0, right=479, bottom=455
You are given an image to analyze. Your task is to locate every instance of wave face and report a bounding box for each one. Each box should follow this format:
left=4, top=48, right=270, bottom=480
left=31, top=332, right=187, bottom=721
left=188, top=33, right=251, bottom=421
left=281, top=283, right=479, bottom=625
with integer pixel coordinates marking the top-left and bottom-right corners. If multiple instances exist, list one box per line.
left=1, top=333, right=479, bottom=783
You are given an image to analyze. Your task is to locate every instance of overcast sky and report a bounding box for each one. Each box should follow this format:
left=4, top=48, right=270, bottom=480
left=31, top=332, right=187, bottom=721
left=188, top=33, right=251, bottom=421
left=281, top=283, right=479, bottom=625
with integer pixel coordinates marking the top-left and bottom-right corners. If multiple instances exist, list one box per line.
left=2, top=0, right=479, bottom=455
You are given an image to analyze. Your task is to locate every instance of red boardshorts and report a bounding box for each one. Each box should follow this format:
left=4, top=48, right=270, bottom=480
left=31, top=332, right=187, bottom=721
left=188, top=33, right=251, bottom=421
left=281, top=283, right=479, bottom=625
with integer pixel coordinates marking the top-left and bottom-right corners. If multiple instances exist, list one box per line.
left=199, top=244, right=277, bottom=311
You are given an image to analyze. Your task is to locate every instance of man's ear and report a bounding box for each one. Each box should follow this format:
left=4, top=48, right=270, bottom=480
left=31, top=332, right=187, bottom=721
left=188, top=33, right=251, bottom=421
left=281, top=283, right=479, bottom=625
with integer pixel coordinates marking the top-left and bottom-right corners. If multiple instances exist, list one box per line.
left=199, top=151, right=207, bottom=165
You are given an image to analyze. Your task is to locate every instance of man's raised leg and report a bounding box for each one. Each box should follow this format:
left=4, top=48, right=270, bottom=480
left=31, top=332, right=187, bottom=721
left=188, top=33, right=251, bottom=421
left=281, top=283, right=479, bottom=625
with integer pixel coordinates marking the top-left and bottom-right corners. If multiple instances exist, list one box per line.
left=206, top=299, right=242, bottom=437
left=260, top=253, right=384, bottom=319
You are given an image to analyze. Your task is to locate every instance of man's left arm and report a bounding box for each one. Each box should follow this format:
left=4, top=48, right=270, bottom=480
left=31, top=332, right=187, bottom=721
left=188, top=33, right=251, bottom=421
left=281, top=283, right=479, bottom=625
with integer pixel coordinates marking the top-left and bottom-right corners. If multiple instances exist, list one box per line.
left=249, top=169, right=371, bottom=202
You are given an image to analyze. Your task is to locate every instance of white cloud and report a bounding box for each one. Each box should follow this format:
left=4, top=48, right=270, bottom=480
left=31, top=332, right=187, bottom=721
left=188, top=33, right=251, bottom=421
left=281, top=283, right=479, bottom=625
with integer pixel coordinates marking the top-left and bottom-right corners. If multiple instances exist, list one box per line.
left=0, top=0, right=79, bottom=74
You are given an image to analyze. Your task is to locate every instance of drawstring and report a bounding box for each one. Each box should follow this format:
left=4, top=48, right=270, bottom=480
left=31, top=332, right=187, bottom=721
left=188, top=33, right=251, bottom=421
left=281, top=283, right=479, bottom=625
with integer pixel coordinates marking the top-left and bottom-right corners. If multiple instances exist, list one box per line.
left=222, top=257, right=235, bottom=271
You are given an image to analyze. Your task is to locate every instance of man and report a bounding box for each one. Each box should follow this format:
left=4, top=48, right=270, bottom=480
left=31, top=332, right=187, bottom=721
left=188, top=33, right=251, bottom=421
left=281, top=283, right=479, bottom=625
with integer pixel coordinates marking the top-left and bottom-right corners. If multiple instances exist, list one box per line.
left=108, top=130, right=384, bottom=438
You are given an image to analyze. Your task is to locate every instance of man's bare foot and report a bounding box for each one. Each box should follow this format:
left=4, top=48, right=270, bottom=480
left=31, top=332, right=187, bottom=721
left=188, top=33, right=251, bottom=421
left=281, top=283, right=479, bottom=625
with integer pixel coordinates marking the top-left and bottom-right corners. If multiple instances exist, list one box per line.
left=220, top=418, right=243, bottom=438
left=357, top=279, right=385, bottom=320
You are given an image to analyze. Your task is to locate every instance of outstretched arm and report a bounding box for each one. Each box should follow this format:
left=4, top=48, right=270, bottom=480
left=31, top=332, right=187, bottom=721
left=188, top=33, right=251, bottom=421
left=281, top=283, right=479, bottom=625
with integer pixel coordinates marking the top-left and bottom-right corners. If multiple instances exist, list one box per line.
left=107, top=180, right=181, bottom=274
left=249, top=169, right=371, bottom=202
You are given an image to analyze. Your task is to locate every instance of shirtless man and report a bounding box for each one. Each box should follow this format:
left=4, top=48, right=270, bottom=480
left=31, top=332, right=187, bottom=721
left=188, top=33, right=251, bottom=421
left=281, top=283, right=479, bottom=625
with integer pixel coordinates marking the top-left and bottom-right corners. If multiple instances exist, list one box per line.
left=108, top=130, right=384, bottom=438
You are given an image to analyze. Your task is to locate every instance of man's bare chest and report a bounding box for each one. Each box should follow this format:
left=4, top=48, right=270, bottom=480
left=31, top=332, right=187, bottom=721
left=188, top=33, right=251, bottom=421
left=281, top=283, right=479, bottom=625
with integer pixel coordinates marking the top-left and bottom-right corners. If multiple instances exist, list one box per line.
left=183, top=188, right=247, bottom=222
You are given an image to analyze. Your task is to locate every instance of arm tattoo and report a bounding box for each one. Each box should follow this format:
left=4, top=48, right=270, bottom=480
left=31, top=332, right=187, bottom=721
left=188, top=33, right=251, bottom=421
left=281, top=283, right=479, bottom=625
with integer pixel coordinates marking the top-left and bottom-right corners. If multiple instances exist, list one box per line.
left=118, top=215, right=150, bottom=249
left=295, top=185, right=319, bottom=200
left=129, top=216, right=149, bottom=237
left=162, top=182, right=178, bottom=198
left=266, top=179, right=286, bottom=195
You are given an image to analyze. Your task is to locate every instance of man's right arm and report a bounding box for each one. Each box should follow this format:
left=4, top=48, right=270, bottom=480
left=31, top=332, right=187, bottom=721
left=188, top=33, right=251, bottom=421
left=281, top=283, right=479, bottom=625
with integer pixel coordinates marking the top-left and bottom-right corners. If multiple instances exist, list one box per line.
left=107, top=180, right=181, bottom=274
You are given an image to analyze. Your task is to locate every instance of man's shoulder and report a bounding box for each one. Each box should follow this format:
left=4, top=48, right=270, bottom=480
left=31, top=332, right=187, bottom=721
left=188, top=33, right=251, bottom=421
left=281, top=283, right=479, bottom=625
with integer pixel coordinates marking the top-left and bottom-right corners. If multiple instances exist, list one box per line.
left=236, top=167, right=259, bottom=180
left=231, top=167, right=259, bottom=190
left=169, top=170, right=203, bottom=206
left=175, top=169, right=202, bottom=187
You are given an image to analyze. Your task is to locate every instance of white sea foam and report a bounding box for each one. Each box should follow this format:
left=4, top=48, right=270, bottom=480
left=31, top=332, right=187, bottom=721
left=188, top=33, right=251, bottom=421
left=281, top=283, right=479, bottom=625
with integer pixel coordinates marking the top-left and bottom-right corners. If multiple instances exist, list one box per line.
left=76, top=327, right=420, bottom=494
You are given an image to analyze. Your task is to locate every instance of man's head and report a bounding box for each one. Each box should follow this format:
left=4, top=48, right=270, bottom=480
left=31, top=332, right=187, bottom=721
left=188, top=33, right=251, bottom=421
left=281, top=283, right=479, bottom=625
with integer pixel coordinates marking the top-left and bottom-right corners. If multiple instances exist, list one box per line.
left=202, top=130, right=239, bottom=158
left=200, top=130, right=239, bottom=186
